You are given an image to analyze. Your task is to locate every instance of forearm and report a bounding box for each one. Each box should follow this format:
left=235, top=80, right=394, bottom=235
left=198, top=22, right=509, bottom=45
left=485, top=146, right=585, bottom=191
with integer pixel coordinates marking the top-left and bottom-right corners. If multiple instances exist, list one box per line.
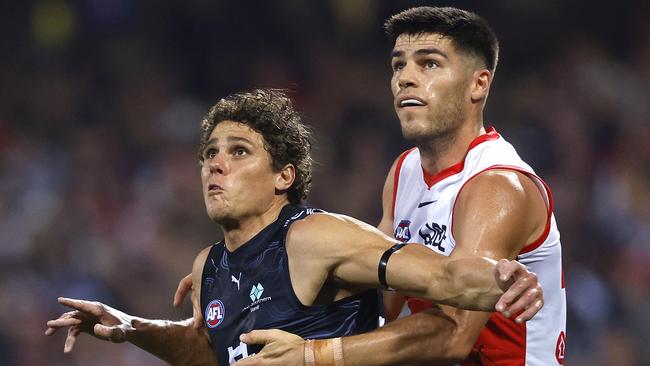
left=429, top=256, right=503, bottom=311
left=338, top=310, right=463, bottom=366
left=128, top=318, right=218, bottom=366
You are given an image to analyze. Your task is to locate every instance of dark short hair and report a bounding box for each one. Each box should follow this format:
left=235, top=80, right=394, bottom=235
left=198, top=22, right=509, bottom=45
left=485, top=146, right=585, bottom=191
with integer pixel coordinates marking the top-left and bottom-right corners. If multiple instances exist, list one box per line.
left=199, top=89, right=313, bottom=205
left=385, top=6, right=499, bottom=72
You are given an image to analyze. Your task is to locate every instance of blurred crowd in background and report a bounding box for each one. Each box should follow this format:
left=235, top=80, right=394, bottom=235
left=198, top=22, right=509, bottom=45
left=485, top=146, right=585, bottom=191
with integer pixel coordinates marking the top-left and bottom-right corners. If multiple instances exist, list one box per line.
left=1, top=1, right=648, bottom=365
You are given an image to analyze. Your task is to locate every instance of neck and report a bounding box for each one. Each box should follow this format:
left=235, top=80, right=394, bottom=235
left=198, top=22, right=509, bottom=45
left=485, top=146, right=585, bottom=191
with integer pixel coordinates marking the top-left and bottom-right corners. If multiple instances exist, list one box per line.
left=417, top=120, right=485, bottom=176
left=221, top=198, right=289, bottom=252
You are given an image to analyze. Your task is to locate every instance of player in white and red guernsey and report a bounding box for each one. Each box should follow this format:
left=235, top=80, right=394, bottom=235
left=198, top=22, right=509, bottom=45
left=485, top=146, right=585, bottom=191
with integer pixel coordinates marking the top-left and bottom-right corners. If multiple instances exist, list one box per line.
left=378, top=7, right=566, bottom=366
left=391, top=128, right=566, bottom=365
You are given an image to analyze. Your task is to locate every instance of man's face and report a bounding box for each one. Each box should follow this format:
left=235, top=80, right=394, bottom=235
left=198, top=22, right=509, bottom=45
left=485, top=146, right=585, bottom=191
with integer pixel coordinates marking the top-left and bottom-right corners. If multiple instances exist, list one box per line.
left=200, top=120, right=280, bottom=223
left=390, top=32, right=475, bottom=141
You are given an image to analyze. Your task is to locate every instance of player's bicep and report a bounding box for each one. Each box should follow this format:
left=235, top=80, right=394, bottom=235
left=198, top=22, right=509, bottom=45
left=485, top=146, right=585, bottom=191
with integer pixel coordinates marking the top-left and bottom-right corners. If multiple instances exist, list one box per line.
left=451, top=170, right=546, bottom=260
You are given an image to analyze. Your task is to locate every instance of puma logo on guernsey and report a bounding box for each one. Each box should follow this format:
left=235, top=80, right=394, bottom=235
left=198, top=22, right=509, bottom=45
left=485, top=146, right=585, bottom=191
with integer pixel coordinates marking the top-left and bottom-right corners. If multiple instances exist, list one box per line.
left=231, top=273, right=242, bottom=291
left=418, top=222, right=447, bottom=252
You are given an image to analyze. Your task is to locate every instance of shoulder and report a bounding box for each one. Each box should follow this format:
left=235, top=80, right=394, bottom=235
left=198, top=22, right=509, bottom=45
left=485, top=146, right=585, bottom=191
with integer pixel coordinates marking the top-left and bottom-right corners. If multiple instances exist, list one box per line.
left=288, top=213, right=371, bottom=243
left=286, top=212, right=392, bottom=255
left=192, top=245, right=214, bottom=275
left=456, top=169, right=542, bottom=210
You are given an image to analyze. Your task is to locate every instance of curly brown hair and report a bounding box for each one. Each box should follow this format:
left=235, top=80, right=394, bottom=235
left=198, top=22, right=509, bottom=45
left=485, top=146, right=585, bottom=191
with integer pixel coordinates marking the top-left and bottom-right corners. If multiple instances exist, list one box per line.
left=198, top=89, right=313, bottom=205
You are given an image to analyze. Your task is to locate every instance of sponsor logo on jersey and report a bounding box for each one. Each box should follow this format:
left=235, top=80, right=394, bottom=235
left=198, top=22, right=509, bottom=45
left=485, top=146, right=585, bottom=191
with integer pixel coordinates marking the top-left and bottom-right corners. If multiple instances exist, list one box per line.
left=418, top=222, right=447, bottom=252
left=231, top=272, right=242, bottom=291
left=395, top=220, right=412, bottom=242
left=417, top=200, right=437, bottom=208
left=243, top=283, right=272, bottom=313
left=205, top=299, right=225, bottom=328
left=249, top=283, right=264, bottom=301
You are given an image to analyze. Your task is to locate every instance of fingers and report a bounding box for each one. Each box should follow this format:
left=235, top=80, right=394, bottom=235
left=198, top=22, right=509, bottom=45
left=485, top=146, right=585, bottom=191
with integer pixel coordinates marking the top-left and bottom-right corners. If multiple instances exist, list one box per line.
left=240, top=329, right=302, bottom=346
left=46, top=317, right=83, bottom=329
left=240, top=329, right=284, bottom=346
left=173, top=274, right=193, bottom=307
left=506, top=287, right=544, bottom=323
left=495, top=268, right=544, bottom=323
left=495, top=271, right=533, bottom=312
left=58, top=297, right=104, bottom=317
left=45, top=311, right=81, bottom=335
left=64, top=326, right=81, bottom=353
left=240, top=330, right=271, bottom=345
left=494, top=261, right=529, bottom=312
left=495, top=258, right=518, bottom=283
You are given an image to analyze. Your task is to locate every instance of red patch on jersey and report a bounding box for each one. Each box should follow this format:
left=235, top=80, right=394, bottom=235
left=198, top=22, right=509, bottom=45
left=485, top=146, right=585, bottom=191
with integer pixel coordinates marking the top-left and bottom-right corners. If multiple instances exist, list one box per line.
left=555, top=331, right=566, bottom=364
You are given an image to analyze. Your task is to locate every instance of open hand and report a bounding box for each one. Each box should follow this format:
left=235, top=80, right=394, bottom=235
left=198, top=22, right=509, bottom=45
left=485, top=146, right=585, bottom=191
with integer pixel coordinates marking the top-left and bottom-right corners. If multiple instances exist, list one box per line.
left=45, top=297, right=137, bottom=353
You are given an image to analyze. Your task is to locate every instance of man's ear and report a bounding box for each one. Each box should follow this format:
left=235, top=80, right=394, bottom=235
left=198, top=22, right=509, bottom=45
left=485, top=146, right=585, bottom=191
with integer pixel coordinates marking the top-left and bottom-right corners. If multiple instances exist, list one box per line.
left=275, top=164, right=296, bottom=192
left=471, top=68, right=492, bottom=103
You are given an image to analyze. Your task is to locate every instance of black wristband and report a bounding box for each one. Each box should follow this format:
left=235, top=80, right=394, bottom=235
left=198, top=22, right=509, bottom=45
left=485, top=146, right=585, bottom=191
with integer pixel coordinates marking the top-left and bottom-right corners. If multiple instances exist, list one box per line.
left=378, top=243, right=408, bottom=289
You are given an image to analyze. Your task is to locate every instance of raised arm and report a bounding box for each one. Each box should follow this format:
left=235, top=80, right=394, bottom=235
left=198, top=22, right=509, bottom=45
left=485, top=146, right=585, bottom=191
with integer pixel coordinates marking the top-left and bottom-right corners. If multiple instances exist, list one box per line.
left=45, top=246, right=218, bottom=366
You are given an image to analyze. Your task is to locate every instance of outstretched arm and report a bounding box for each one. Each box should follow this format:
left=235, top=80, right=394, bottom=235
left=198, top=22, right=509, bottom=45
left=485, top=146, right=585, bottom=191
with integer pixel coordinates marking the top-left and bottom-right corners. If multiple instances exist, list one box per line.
left=46, top=246, right=218, bottom=366
left=286, top=211, right=538, bottom=312
left=230, top=165, right=547, bottom=366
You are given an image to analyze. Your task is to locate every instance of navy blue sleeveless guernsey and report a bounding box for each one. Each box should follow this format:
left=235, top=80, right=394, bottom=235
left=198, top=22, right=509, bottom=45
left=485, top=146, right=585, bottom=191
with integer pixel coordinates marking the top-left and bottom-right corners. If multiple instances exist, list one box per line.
left=200, top=205, right=381, bottom=365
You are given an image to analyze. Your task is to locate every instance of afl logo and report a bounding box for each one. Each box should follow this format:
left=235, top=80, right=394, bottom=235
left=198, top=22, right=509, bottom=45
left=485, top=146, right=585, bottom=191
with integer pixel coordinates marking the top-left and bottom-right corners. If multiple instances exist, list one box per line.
left=205, top=300, right=225, bottom=328
left=395, top=220, right=412, bottom=242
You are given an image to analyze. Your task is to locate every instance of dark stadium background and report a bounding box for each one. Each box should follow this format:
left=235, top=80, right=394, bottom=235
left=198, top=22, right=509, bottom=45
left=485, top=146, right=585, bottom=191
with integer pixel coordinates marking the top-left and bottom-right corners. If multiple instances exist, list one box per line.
left=1, top=1, right=648, bottom=365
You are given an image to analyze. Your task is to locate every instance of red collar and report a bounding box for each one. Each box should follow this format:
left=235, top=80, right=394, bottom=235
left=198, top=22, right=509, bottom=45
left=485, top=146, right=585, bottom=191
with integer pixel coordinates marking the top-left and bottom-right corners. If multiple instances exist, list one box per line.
left=422, top=126, right=500, bottom=188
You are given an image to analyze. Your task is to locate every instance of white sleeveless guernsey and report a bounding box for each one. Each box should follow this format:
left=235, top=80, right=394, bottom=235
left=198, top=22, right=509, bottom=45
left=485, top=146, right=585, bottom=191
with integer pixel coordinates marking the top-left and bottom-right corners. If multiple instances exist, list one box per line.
left=392, top=127, right=566, bottom=366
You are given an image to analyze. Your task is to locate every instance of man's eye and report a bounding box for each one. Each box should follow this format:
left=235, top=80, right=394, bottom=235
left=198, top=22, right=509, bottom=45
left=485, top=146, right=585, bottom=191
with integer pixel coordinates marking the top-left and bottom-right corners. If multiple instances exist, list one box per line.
left=392, top=62, right=405, bottom=71
left=234, top=148, right=247, bottom=156
left=205, top=149, right=217, bottom=159
left=425, top=61, right=438, bottom=69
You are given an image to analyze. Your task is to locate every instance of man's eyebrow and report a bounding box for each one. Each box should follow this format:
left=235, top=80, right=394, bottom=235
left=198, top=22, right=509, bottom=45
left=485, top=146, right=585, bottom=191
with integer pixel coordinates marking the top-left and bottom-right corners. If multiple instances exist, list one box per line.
left=204, top=138, right=217, bottom=148
left=204, top=136, right=254, bottom=147
left=227, top=136, right=253, bottom=144
left=390, top=48, right=449, bottom=59
left=390, top=50, right=404, bottom=58
left=414, top=48, right=448, bottom=59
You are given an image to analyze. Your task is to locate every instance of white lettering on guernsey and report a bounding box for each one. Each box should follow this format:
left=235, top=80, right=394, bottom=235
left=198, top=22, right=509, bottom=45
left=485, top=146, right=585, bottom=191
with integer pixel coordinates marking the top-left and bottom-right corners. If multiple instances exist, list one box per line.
left=228, top=341, right=255, bottom=364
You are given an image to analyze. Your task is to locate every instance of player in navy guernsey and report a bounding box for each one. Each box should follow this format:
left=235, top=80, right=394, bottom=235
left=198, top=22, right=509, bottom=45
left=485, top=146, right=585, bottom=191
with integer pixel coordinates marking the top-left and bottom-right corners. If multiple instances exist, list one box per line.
left=46, top=89, right=544, bottom=366
left=200, top=205, right=380, bottom=365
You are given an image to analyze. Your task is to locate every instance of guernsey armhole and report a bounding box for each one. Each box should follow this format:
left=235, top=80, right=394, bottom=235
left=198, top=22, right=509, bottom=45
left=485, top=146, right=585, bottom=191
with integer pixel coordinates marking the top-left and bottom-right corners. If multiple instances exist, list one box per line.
left=450, top=165, right=554, bottom=255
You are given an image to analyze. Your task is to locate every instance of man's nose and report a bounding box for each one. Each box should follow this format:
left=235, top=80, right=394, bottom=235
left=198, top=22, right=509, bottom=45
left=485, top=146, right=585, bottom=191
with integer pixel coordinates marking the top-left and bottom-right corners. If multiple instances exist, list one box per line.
left=208, top=154, right=227, bottom=175
left=398, top=63, right=418, bottom=89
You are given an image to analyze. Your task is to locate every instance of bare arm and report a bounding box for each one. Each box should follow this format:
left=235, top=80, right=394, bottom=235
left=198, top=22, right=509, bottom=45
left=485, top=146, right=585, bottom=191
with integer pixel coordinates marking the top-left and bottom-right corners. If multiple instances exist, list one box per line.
left=233, top=168, right=546, bottom=366
left=46, top=246, right=218, bottom=366
left=285, top=181, right=523, bottom=311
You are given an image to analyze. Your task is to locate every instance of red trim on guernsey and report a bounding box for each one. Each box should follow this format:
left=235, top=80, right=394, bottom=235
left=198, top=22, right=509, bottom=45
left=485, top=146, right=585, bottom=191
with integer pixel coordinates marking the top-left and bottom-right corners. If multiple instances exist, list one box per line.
left=392, top=148, right=416, bottom=219
left=451, top=164, right=554, bottom=255
left=422, top=126, right=500, bottom=188
left=461, top=313, right=526, bottom=366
